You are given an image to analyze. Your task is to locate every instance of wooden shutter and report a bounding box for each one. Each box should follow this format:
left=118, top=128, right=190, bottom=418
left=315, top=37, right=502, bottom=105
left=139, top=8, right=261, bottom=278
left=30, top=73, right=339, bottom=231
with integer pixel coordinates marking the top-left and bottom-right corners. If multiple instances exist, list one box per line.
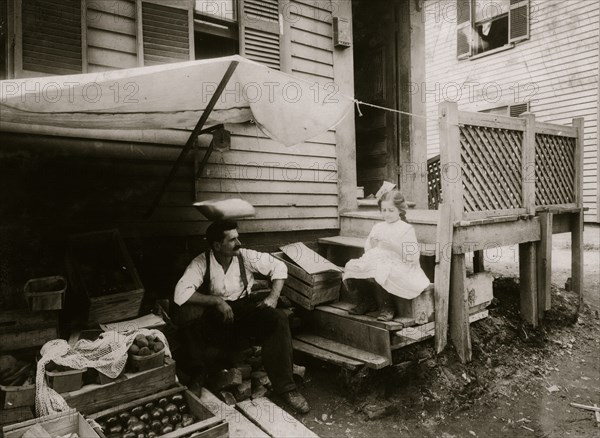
left=456, top=0, right=471, bottom=59
left=509, top=0, right=529, bottom=43
left=20, top=0, right=83, bottom=75
left=239, top=0, right=282, bottom=70
left=141, top=0, right=192, bottom=66
left=509, top=102, right=529, bottom=117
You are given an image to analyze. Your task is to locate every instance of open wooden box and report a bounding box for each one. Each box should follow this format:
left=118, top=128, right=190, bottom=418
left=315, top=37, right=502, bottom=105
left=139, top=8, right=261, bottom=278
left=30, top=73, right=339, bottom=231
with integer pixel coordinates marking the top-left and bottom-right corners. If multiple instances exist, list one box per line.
left=89, top=384, right=228, bottom=438
left=66, top=229, right=144, bottom=325
left=2, top=409, right=101, bottom=438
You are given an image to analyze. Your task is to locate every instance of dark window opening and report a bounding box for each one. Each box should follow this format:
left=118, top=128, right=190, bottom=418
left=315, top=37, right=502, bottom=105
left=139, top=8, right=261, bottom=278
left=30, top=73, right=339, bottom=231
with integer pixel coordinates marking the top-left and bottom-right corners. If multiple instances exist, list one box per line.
left=195, top=30, right=238, bottom=60
left=474, top=15, right=508, bottom=54
left=194, top=1, right=238, bottom=60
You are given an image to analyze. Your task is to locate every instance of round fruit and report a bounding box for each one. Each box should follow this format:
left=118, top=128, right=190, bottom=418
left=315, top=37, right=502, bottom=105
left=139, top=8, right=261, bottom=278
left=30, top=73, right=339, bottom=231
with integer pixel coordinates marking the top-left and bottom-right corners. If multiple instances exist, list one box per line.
left=170, top=394, right=184, bottom=405
left=158, top=398, right=168, bottom=407
left=160, top=416, right=170, bottom=426
left=161, top=425, right=173, bottom=434
left=134, top=334, right=148, bottom=348
left=165, top=403, right=178, bottom=415
left=139, top=412, right=150, bottom=423
left=170, top=413, right=182, bottom=425
left=106, top=416, right=118, bottom=427
left=178, top=404, right=188, bottom=414
left=144, top=402, right=155, bottom=412
left=150, top=420, right=162, bottom=432
left=131, top=406, right=144, bottom=417
left=138, top=347, right=151, bottom=356
left=153, top=342, right=164, bottom=352
left=119, top=412, right=130, bottom=424
left=129, top=344, right=140, bottom=355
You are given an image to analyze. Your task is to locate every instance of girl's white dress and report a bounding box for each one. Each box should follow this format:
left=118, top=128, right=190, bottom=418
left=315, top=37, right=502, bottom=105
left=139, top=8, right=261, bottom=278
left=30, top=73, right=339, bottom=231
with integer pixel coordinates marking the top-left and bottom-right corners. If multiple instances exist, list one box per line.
left=342, top=219, right=430, bottom=299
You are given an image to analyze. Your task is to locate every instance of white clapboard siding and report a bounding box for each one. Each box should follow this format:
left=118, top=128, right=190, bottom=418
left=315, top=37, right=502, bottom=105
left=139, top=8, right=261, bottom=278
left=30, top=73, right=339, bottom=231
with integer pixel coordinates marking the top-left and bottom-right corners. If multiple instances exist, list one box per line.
left=290, top=0, right=334, bottom=82
left=424, top=0, right=599, bottom=222
left=86, top=0, right=138, bottom=71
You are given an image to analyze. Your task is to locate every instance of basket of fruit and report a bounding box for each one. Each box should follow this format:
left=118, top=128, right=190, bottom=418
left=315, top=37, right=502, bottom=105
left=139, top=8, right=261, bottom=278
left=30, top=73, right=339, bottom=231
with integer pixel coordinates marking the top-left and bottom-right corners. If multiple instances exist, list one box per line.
left=128, top=334, right=165, bottom=373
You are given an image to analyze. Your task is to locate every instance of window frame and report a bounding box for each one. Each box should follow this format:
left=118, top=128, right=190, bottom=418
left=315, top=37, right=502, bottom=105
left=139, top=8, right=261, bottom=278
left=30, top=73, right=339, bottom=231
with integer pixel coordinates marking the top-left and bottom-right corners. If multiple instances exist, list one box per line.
left=457, top=0, right=529, bottom=60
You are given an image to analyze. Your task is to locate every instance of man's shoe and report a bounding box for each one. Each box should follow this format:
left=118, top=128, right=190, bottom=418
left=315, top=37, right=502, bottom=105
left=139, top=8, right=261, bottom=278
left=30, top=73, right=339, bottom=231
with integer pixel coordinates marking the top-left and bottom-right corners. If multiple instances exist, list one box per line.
left=376, top=306, right=395, bottom=321
left=281, top=390, right=310, bottom=414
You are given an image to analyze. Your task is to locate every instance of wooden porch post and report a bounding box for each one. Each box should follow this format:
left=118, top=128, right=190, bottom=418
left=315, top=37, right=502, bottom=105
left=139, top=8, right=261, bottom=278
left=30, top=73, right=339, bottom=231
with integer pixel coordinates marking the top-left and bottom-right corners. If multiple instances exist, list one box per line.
left=536, top=211, right=553, bottom=317
left=572, top=117, right=585, bottom=314
left=519, top=112, right=538, bottom=326
left=437, top=101, right=471, bottom=362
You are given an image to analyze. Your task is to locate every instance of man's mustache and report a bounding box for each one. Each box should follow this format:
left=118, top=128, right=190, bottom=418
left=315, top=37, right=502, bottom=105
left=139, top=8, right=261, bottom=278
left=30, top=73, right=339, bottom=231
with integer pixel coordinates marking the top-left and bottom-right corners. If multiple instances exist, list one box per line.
left=233, top=246, right=242, bottom=250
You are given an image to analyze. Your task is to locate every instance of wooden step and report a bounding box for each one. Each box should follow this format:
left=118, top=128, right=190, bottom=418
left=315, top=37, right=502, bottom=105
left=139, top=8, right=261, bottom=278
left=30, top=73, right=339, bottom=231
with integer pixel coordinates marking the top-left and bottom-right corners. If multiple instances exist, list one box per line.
left=292, top=339, right=363, bottom=370
left=301, top=308, right=392, bottom=366
left=318, top=235, right=436, bottom=257
left=317, top=302, right=408, bottom=331
left=294, top=334, right=389, bottom=369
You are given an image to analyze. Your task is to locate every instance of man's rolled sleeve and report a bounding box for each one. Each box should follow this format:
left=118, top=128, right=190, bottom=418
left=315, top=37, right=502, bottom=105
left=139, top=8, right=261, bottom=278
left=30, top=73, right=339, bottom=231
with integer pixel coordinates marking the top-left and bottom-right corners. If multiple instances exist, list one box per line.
left=174, top=255, right=206, bottom=306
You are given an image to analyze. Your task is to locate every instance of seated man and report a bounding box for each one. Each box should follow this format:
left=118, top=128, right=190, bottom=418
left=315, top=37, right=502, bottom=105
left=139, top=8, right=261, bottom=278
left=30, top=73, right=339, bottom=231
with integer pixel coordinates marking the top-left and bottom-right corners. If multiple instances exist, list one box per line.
left=173, top=219, right=310, bottom=414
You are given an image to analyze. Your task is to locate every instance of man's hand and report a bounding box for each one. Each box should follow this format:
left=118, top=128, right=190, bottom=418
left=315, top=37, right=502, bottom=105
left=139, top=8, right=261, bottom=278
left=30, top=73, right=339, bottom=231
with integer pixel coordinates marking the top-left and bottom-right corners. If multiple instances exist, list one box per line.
left=259, top=294, right=278, bottom=309
left=215, top=298, right=234, bottom=323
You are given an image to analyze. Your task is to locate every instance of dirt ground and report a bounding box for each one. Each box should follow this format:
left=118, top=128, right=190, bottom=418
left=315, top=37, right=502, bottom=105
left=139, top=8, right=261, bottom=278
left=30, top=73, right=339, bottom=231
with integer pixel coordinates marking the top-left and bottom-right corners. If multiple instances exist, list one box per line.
left=288, top=227, right=600, bottom=438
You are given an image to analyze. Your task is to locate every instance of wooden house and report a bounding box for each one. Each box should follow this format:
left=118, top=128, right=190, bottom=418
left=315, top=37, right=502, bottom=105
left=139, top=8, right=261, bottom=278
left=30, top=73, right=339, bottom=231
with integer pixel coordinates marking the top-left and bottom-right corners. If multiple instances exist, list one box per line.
left=423, top=0, right=600, bottom=223
left=0, top=0, right=428, bottom=309
left=0, top=0, right=587, bottom=370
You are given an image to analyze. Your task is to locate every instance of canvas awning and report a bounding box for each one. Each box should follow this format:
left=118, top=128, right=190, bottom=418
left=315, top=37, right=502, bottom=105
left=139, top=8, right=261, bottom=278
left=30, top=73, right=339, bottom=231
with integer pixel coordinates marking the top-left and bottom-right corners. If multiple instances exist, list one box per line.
left=0, top=55, right=354, bottom=147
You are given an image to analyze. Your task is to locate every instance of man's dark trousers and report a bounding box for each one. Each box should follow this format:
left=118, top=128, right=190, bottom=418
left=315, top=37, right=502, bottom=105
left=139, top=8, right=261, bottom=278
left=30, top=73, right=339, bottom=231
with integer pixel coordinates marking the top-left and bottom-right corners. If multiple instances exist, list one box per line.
left=179, top=294, right=296, bottom=394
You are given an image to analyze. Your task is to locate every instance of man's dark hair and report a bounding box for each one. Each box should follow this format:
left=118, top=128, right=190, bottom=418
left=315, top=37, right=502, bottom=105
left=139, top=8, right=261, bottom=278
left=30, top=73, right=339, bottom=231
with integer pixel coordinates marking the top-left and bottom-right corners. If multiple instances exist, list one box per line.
left=205, top=220, right=238, bottom=248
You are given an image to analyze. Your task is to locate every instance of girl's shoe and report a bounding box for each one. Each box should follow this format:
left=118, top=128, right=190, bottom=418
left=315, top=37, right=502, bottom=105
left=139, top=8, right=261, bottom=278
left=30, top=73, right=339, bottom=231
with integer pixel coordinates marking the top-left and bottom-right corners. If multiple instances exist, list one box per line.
left=376, top=307, right=395, bottom=321
left=349, top=301, right=377, bottom=315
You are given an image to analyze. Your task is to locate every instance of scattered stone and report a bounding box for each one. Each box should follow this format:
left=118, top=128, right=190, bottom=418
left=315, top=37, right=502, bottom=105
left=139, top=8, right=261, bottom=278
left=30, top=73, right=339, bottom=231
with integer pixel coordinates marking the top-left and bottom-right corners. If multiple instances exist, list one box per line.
left=546, top=385, right=560, bottom=393
left=251, top=385, right=268, bottom=399
left=219, top=391, right=237, bottom=406
left=213, top=368, right=242, bottom=391
left=233, top=380, right=252, bottom=401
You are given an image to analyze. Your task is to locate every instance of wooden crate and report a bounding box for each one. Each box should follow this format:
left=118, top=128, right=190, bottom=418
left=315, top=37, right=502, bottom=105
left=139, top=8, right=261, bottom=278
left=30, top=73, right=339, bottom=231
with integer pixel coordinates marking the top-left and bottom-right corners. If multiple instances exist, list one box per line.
left=90, top=384, right=228, bottom=438
left=0, top=407, right=33, bottom=428
left=66, top=229, right=144, bottom=325
left=0, top=309, right=59, bottom=351
left=3, top=409, right=101, bottom=438
left=273, top=251, right=342, bottom=310
left=62, top=357, right=176, bottom=415
left=0, top=384, right=35, bottom=410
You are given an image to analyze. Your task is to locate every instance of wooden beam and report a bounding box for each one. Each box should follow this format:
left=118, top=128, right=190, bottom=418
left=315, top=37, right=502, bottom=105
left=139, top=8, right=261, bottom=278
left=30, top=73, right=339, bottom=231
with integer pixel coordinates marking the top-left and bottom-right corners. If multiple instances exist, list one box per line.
left=453, top=217, right=541, bottom=253
left=434, top=203, right=452, bottom=353
left=438, top=101, right=463, bottom=217
left=520, top=112, right=536, bottom=214
left=536, top=212, right=553, bottom=315
left=519, top=242, right=538, bottom=326
left=332, top=0, right=357, bottom=214
left=573, top=118, right=585, bottom=208
left=292, top=339, right=363, bottom=370
left=572, top=210, right=584, bottom=315
left=449, top=253, right=471, bottom=363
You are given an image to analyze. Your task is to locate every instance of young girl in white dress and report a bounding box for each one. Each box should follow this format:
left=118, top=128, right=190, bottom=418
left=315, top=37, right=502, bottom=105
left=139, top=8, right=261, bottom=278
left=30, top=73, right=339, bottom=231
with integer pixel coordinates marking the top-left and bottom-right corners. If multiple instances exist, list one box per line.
left=342, top=190, right=431, bottom=321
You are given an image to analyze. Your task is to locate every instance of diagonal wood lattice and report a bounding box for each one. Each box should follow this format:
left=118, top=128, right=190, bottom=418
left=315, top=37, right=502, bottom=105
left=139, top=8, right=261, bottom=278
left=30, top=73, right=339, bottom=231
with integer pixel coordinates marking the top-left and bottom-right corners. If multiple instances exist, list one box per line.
left=535, top=134, right=576, bottom=205
left=427, top=155, right=442, bottom=210
left=459, top=125, right=523, bottom=212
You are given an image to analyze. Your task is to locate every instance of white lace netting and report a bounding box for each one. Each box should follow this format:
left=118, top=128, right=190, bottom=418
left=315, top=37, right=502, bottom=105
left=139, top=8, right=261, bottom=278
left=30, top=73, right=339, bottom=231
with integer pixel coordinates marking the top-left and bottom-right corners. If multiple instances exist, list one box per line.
left=35, top=329, right=171, bottom=416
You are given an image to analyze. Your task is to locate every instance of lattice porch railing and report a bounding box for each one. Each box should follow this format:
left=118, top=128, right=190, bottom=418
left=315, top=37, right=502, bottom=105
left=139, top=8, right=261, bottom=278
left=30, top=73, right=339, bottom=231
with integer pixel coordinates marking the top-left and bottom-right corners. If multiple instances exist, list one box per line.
left=435, top=102, right=583, bottom=220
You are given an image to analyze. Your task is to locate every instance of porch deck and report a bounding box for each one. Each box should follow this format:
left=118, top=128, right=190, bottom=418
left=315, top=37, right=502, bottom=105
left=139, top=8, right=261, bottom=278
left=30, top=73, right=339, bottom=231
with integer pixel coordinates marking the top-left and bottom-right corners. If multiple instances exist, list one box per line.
left=292, top=102, right=585, bottom=366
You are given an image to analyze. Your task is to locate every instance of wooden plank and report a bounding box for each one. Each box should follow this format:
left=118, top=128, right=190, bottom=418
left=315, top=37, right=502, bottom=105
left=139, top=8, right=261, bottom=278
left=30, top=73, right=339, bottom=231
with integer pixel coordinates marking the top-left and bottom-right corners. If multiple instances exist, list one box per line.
left=572, top=211, right=584, bottom=314
left=237, top=397, right=319, bottom=437
left=0, top=406, right=33, bottom=427
left=87, top=28, right=137, bottom=54
left=87, top=0, right=137, bottom=18
left=317, top=303, right=404, bottom=331
left=199, top=389, right=269, bottom=438
left=458, top=110, right=526, bottom=131
left=272, top=253, right=341, bottom=286
left=434, top=203, right=452, bottom=353
left=89, top=384, right=183, bottom=419
left=450, top=253, right=471, bottom=363
left=280, top=243, right=342, bottom=275
left=439, top=102, right=463, bottom=218
left=294, top=334, right=388, bottom=369
left=535, top=121, right=578, bottom=138
left=536, top=212, right=553, bottom=315
left=281, top=285, right=314, bottom=310
left=284, top=275, right=340, bottom=298
left=292, top=339, right=363, bottom=370
left=303, top=309, right=392, bottom=363
left=519, top=242, right=538, bottom=327
left=87, top=10, right=136, bottom=35
left=64, top=358, right=176, bottom=414
left=453, top=218, right=541, bottom=253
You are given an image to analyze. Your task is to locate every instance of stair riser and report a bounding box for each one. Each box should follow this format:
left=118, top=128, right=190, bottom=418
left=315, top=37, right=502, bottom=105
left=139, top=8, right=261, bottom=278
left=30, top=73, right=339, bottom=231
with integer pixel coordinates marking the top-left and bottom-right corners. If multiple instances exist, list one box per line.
left=341, top=216, right=438, bottom=244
